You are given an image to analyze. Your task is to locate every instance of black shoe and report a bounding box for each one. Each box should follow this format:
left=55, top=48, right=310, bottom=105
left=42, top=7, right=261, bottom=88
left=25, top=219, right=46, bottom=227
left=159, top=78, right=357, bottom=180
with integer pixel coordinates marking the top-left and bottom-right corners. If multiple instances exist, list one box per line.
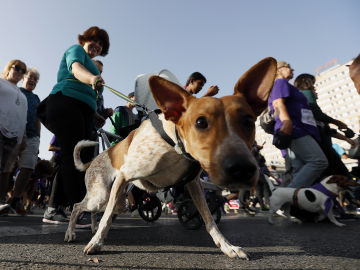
left=244, top=205, right=257, bottom=215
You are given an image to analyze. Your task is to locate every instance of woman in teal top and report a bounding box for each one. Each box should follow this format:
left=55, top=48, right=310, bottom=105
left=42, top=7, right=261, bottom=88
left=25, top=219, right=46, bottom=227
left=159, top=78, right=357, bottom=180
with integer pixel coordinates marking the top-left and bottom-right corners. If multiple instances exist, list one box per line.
left=43, top=26, right=110, bottom=223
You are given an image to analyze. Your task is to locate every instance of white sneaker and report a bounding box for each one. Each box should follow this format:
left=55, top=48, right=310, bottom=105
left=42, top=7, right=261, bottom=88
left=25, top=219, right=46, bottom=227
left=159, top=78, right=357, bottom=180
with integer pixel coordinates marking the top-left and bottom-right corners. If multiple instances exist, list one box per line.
left=0, top=203, right=9, bottom=212
left=275, top=209, right=286, bottom=217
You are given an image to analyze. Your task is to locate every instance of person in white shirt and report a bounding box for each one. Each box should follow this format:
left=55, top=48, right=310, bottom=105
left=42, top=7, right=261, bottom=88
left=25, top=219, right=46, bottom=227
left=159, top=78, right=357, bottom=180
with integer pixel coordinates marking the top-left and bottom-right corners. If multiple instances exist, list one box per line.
left=0, top=59, right=28, bottom=213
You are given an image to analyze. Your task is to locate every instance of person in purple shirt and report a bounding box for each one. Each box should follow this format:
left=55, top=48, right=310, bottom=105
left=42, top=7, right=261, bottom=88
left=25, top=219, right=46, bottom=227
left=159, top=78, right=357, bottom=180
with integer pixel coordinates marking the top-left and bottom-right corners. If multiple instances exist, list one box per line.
left=268, top=61, right=328, bottom=188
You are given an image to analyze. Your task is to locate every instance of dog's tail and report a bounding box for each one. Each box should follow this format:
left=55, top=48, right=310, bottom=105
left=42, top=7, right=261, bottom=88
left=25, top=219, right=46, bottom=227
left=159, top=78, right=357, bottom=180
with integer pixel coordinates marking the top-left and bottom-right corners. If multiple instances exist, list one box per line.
left=73, top=140, right=98, bottom=172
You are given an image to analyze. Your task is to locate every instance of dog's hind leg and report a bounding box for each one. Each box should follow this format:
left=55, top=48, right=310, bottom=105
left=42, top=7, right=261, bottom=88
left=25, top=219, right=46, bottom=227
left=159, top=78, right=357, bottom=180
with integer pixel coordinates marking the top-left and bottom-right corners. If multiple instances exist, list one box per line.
left=84, top=173, right=127, bottom=255
left=186, top=178, right=249, bottom=260
left=65, top=201, right=85, bottom=242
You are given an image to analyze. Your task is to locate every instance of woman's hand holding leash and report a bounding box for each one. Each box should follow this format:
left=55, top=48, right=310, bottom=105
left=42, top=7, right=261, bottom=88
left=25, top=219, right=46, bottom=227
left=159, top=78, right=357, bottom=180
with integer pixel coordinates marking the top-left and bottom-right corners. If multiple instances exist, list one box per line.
left=91, top=75, right=104, bottom=90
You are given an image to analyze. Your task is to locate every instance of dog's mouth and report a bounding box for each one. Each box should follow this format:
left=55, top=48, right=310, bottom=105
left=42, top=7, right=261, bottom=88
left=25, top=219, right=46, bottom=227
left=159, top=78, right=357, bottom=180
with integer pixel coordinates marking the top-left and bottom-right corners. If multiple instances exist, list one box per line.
left=216, top=174, right=258, bottom=190
left=210, top=167, right=259, bottom=190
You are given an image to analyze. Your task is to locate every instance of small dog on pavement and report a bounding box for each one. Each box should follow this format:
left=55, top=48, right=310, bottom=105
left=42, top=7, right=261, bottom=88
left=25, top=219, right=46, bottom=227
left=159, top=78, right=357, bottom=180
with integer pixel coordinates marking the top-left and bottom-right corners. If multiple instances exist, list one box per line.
left=268, top=175, right=359, bottom=226
left=65, top=57, right=278, bottom=260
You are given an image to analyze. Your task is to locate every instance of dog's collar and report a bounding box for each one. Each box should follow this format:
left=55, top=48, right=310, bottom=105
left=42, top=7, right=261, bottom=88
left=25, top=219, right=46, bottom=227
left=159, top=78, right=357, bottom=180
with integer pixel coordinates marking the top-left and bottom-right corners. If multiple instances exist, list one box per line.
left=148, top=111, right=197, bottom=162
left=174, top=126, right=197, bottom=162
left=292, top=188, right=302, bottom=208
left=148, top=111, right=201, bottom=187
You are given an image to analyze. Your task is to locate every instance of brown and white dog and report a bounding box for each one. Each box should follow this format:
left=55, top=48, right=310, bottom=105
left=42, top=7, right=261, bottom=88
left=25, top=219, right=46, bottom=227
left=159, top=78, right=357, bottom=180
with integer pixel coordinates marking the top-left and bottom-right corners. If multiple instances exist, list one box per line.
left=65, top=57, right=277, bottom=260
left=268, top=175, right=359, bottom=226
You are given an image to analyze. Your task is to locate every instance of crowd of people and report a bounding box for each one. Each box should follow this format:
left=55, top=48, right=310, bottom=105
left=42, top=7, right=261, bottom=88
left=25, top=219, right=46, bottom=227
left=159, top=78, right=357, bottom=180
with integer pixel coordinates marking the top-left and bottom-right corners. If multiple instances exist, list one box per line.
left=243, top=60, right=360, bottom=216
left=0, top=25, right=359, bottom=225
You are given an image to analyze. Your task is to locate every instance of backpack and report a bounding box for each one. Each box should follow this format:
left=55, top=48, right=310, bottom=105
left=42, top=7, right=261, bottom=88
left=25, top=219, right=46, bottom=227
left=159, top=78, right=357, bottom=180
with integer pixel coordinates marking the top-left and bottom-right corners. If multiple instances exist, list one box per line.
left=259, top=106, right=275, bottom=134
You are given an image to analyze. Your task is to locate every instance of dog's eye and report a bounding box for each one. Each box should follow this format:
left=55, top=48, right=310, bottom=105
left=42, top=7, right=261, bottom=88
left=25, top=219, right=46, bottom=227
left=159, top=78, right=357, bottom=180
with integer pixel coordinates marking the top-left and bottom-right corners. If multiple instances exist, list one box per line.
left=195, top=116, right=208, bottom=129
left=241, top=115, right=255, bottom=129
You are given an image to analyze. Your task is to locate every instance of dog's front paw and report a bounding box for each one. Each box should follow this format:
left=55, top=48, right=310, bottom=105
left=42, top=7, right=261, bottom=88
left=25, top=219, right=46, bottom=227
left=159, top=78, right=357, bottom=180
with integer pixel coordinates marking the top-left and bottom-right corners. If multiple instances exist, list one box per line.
left=84, top=240, right=102, bottom=255
left=219, top=243, right=249, bottom=260
left=229, top=246, right=249, bottom=260
left=64, top=229, right=76, bottom=242
left=336, top=222, right=346, bottom=227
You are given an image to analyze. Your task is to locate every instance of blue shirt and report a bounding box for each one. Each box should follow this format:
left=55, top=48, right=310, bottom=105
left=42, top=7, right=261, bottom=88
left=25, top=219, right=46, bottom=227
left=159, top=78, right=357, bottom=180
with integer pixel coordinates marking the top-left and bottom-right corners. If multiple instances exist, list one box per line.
left=50, top=44, right=101, bottom=111
left=332, top=144, right=345, bottom=157
left=20, top=88, right=40, bottom=138
left=268, top=78, right=320, bottom=141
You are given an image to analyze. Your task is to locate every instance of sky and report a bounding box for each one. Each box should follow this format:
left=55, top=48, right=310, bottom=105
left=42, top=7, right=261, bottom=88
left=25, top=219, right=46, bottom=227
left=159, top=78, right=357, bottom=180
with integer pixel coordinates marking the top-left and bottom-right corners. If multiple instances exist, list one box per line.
left=2, top=0, right=360, bottom=159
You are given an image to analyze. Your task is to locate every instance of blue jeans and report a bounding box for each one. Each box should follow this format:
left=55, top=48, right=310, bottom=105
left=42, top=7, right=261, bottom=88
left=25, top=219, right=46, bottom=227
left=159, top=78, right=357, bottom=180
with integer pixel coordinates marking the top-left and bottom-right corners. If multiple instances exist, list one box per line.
left=286, top=135, right=328, bottom=188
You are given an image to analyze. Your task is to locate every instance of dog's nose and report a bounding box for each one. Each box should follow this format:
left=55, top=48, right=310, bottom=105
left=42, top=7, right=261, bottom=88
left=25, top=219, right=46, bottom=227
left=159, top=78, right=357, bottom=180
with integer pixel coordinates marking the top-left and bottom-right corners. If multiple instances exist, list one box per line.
left=222, top=155, right=257, bottom=181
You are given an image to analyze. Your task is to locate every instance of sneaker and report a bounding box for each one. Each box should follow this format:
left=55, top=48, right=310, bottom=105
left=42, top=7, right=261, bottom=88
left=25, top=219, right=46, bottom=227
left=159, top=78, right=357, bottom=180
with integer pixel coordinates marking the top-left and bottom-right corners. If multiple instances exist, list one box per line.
left=274, top=209, right=286, bottom=217
left=42, top=209, right=69, bottom=224
left=75, top=212, right=92, bottom=229
left=244, top=205, right=257, bottom=215
left=0, top=202, right=9, bottom=212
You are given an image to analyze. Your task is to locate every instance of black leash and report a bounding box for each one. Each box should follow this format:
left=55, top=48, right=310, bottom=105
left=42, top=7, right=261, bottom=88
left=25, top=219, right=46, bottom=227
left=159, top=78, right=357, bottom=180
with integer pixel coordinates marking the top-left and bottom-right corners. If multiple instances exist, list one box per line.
left=148, top=111, right=175, bottom=147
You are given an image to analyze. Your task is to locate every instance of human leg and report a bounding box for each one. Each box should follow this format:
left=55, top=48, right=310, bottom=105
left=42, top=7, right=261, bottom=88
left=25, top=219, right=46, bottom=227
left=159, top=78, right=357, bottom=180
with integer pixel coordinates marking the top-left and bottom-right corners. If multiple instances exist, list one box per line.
left=46, top=93, right=94, bottom=207
left=0, top=133, right=17, bottom=206
left=9, top=136, right=40, bottom=214
left=287, top=135, right=328, bottom=188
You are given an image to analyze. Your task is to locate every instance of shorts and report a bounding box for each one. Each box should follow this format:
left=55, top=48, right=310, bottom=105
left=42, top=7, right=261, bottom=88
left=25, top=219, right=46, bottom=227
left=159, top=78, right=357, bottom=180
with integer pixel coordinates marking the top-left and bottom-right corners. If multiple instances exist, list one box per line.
left=0, top=132, right=18, bottom=172
left=18, top=136, right=40, bottom=169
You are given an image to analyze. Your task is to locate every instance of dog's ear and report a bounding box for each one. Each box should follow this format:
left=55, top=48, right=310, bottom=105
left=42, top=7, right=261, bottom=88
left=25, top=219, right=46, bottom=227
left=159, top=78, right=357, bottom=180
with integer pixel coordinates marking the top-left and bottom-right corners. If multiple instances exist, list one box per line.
left=149, top=76, right=191, bottom=123
left=349, top=54, right=360, bottom=94
left=234, top=57, right=277, bottom=116
left=328, top=175, right=359, bottom=188
left=326, top=175, right=348, bottom=185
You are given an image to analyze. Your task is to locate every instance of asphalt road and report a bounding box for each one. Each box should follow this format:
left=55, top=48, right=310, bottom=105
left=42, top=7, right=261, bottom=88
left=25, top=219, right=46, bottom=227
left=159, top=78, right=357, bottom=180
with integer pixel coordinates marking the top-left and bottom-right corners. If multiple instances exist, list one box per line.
left=0, top=209, right=359, bottom=269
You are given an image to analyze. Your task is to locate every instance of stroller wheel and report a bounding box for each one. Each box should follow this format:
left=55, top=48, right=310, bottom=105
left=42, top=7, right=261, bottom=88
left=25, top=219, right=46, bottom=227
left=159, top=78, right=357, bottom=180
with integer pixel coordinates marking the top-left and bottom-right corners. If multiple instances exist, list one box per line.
left=177, top=200, right=203, bottom=230
left=138, top=195, right=162, bottom=222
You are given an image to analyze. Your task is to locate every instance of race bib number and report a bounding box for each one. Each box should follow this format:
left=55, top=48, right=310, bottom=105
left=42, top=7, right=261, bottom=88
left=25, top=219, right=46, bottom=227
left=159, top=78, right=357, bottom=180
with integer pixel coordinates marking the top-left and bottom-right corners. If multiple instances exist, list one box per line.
left=301, top=109, right=317, bottom=127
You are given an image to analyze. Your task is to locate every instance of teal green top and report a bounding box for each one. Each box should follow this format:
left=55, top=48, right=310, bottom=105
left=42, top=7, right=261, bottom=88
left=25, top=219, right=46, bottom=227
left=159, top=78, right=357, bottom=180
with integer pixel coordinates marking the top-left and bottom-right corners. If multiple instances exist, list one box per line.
left=50, top=44, right=101, bottom=111
left=300, top=89, right=317, bottom=104
left=300, top=89, right=334, bottom=124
